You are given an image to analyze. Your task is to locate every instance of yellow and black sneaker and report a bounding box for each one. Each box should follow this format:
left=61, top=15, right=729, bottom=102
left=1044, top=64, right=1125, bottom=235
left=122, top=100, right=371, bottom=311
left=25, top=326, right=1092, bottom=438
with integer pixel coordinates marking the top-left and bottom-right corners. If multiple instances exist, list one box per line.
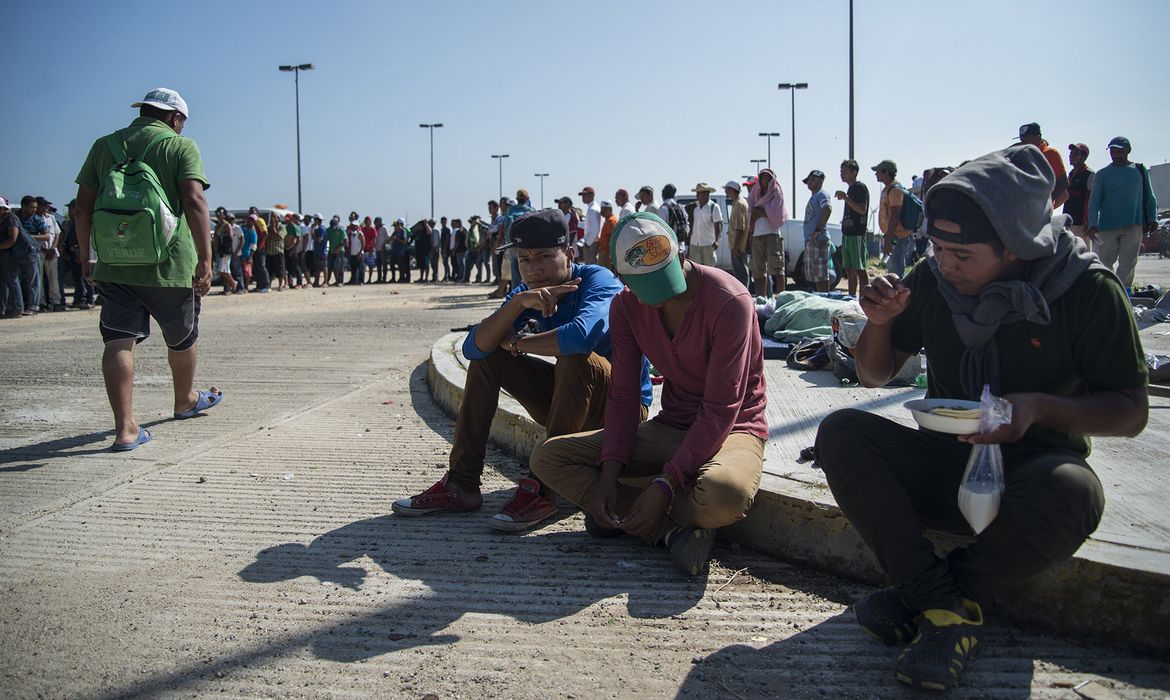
left=853, top=587, right=918, bottom=646
left=895, top=599, right=983, bottom=691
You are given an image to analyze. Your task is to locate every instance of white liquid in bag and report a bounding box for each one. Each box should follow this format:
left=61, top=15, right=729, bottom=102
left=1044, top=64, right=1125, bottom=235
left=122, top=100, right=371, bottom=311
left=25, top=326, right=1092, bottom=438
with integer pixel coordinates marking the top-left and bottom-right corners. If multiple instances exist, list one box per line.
left=958, top=482, right=1001, bottom=534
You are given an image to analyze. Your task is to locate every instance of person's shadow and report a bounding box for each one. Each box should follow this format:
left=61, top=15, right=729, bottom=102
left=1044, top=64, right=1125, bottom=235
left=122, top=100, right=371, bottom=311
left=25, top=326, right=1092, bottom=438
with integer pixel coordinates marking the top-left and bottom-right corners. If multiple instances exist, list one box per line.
left=676, top=612, right=1037, bottom=698
left=239, top=512, right=705, bottom=662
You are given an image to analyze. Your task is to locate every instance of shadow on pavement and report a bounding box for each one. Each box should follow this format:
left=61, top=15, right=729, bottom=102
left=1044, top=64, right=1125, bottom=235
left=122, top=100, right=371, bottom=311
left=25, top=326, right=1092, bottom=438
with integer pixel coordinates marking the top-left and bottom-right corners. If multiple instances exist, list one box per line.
left=238, top=514, right=704, bottom=661
left=0, top=418, right=171, bottom=464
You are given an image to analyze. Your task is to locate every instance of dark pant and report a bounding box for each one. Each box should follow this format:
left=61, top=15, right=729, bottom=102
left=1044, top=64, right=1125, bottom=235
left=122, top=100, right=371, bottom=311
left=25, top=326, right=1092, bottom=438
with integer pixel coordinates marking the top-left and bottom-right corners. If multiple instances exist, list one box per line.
left=253, top=251, right=269, bottom=290
left=451, top=249, right=466, bottom=281
left=815, top=409, right=1104, bottom=612
left=348, top=255, right=362, bottom=284
left=415, top=247, right=431, bottom=279
left=447, top=349, right=614, bottom=493
left=374, top=251, right=386, bottom=282
left=441, top=250, right=451, bottom=280
left=464, top=249, right=481, bottom=282
left=0, top=252, right=39, bottom=314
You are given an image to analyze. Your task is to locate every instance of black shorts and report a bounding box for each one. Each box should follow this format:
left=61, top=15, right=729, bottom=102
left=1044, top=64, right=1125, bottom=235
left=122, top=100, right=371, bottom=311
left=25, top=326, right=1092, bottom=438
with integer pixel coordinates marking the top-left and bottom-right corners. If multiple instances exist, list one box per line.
left=96, top=282, right=200, bottom=351
left=267, top=253, right=286, bottom=277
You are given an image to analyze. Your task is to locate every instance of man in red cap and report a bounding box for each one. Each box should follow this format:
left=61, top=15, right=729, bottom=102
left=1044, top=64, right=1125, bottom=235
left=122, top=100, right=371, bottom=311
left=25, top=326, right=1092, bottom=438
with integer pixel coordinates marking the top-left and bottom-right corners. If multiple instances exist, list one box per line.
left=1064, top=143, right=1093, bottom=245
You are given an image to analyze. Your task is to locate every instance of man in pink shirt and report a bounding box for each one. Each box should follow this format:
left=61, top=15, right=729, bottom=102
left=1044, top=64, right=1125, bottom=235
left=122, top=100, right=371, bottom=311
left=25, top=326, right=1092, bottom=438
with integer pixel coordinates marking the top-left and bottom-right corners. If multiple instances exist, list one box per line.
left=531, top=212, right=768, bottom=575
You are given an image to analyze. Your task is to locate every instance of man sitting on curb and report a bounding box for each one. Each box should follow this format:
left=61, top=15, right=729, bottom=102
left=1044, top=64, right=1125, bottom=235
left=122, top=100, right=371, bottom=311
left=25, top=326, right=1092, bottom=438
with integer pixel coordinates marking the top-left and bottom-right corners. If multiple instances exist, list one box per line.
left=394, top=209, right=651, bottom=531
left=815, top=144, right=1148, bottom=690
left=531, top=213, right=768, bottom=576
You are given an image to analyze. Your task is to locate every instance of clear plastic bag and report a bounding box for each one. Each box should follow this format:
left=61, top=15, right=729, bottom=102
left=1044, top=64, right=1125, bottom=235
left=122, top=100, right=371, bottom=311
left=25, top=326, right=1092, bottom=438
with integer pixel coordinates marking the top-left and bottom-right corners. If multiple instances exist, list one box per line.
left=957, top=385, right=1013, bottom=534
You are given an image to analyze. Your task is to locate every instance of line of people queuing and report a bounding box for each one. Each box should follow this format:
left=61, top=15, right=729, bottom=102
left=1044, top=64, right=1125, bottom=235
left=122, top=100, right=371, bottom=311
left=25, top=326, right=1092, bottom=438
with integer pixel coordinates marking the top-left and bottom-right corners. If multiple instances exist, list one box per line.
left=0, top=195, right=96, bottom=318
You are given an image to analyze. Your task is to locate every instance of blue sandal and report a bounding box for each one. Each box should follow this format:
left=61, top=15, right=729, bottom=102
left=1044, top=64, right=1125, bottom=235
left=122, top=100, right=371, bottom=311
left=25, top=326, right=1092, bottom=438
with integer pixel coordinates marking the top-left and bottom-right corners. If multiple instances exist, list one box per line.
left=174, top=388, right=224, bottom=419
left=111, top=427, right=153, bottom=452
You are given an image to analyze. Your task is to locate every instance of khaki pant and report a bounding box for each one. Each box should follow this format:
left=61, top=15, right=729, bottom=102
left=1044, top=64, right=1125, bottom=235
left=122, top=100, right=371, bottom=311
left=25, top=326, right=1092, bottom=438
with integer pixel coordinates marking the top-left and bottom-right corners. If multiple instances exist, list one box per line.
left=750, top=234, right=783, bottom=276
left=690, top=244, right=716, bottom=267
left=531, top=420, right=764, bottom=543
left=448, top=349, right=613, bottom=492
left=1093, top=224, right=1143, bottom=290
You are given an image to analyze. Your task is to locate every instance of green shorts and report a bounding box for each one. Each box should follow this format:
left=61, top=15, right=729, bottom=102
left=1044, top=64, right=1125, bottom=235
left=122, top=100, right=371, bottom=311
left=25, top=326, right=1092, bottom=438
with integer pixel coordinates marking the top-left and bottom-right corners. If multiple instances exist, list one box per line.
left=841, top=235, right=867, bottom=271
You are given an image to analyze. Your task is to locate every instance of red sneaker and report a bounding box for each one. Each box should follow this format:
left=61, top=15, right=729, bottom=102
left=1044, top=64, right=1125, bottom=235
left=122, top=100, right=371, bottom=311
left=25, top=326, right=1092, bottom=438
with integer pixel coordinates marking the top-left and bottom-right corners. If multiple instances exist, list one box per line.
left=392, top=474, right=483, bottom=516
left=488, top=477, right=558, bottom=532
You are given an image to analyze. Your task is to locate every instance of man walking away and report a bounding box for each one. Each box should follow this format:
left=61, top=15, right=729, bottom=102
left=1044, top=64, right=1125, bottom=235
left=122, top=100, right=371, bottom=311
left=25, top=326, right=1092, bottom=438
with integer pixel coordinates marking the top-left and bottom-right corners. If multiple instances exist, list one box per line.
left=73, top=87, right=222, bottom=451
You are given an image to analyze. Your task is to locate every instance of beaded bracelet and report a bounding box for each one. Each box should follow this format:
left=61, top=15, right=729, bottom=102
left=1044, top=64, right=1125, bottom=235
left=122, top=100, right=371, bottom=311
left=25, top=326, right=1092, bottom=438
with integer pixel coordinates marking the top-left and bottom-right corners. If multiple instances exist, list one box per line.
left=651, top=476, right=675, bottom=504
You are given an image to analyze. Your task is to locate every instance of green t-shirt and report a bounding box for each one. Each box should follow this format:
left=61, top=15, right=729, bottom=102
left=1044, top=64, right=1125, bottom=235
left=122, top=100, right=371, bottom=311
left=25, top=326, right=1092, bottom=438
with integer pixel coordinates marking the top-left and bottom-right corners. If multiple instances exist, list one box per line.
left=890, top=264, right=1147, bottom=456
left=327, top=225, right=346, bottom=253
left=75, top=117, right=210, bottom=287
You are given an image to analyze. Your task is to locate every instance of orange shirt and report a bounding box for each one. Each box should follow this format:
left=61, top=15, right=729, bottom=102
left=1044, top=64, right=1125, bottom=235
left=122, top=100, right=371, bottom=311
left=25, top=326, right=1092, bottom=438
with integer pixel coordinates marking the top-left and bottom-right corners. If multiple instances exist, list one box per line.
left=597, top=214, right=618, bottom=262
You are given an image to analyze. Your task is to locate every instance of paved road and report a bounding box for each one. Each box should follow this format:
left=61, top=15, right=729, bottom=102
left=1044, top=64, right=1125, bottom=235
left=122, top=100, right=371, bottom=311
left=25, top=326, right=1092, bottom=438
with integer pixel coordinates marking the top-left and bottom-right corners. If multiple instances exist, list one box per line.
left=1, top=278, right=1168, bottom=698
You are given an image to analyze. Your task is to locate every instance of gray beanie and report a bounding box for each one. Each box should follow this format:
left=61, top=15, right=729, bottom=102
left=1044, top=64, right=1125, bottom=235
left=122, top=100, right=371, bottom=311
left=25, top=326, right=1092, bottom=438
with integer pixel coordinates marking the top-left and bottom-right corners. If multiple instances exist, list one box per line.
left=925, top=144, right=1056, bottom=260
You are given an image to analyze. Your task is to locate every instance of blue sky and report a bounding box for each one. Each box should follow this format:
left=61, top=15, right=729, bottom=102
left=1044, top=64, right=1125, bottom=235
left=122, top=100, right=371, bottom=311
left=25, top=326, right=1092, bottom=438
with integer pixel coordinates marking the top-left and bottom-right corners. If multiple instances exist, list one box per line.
left=2, top=0, right=1167, bottom=222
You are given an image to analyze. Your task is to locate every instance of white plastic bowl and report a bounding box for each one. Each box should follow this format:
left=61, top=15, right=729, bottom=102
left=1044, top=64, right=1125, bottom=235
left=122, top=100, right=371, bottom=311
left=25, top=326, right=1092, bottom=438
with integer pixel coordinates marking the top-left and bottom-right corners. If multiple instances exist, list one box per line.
left=904, top=398, right=982, bottom=435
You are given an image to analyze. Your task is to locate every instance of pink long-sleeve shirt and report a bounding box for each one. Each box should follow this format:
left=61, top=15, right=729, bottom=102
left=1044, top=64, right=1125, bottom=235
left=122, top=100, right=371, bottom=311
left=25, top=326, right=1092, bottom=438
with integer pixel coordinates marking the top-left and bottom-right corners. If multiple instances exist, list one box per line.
left=601, top=264, right=768, bottom=489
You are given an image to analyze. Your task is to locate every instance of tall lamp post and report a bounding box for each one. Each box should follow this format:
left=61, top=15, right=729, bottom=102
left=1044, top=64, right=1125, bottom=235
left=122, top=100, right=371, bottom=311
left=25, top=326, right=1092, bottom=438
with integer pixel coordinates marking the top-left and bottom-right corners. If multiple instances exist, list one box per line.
left=278, top=63, right=314, bottom=213
left=758, top=132, right=780, bottom=170
left=848, top=0, right=855, bottom=159
left=419, top=123, right=443, bottom=220
left=533, top=173, right=549, bottom=208
left=777, top=82, right=808, bottom=211
left=491, top=154, right=510, bottom=202
left=750, top=158, right=767, bottom=175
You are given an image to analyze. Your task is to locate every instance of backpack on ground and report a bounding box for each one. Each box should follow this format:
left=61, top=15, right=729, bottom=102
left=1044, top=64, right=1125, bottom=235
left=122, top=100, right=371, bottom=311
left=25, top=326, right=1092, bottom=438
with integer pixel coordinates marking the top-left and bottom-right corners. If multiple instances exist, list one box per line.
left=92, top=130, right=180, bottom=266
left=896, top=185, right=924, bottom=233
left=664, top=201, right=690, bottom=245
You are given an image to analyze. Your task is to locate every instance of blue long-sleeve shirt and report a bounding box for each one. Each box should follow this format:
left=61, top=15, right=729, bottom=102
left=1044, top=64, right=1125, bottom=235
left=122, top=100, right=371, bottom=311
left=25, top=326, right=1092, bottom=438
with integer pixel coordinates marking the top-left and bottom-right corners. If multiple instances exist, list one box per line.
left=462, top=262, right=653, bottom=407
left=1087, top=162, right=1157, bottom=230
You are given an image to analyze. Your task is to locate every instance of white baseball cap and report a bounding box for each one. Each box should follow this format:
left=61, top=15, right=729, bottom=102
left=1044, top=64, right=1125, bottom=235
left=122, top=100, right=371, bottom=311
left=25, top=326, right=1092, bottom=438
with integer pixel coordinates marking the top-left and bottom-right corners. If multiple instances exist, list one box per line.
left=131, top=87, right=189, bottom=118
left=0, top=196, right=9, bottom=209
left=724, top=179, right=742, bottom=192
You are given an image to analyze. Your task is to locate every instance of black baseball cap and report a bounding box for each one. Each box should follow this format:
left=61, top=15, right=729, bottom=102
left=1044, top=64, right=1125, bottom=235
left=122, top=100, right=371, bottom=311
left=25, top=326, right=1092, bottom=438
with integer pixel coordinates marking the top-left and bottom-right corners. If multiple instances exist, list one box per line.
left=802, top=169, right=826, bottom=183
left=496, top=209, right=569, bottom=251
left=1016, top=122, right=1041, bottom=139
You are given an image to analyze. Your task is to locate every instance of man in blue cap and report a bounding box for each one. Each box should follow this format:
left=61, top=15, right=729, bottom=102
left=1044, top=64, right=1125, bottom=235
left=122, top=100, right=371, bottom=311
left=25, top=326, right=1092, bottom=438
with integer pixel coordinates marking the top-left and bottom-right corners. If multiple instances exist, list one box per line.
left=393, top=209, right=650, bottom=532
left=1087, top=136, right=1158, bottom=292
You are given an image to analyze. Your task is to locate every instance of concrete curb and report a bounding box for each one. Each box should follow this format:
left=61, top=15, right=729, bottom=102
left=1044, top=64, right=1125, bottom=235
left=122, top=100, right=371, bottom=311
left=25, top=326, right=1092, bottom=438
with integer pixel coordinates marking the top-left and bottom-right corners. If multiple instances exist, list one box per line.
left=428, top=333, right=1170, bottom=660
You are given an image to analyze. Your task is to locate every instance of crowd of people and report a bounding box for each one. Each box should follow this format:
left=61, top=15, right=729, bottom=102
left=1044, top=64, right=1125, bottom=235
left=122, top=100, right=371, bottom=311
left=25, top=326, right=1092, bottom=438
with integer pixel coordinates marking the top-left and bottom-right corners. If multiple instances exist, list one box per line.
left=5, top=84, right=1158, bottom=692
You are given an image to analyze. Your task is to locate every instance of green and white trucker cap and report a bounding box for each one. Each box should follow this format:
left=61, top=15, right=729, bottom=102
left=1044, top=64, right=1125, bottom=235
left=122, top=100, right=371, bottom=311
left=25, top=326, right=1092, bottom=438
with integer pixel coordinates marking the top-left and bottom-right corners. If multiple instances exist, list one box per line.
left=610, top=212, right=686, bottom=305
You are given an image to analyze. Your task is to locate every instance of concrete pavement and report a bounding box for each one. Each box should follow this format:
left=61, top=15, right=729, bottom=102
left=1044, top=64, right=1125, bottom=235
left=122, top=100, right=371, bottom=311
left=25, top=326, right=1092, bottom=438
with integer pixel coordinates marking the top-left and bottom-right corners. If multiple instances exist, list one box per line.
left=2, top=279, right=1169, bottom=698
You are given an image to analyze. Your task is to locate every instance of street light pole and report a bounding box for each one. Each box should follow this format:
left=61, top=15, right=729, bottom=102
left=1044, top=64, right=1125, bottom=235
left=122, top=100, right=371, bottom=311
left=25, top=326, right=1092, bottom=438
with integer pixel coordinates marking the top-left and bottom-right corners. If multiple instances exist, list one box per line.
left=848, top=0, right=855, bottom=159
left=491, top=154, right=509, bottom=202
left=777, top=82, right=809, bottom=212
left=278, top=63, right=314, bottom=213
left=419, top=123, right=443, bottom=220
left=758, top=132, right=780, bottom=170
left=533, top=173, right=549, bottom=208
left=750, top=158, right=767, bottom=175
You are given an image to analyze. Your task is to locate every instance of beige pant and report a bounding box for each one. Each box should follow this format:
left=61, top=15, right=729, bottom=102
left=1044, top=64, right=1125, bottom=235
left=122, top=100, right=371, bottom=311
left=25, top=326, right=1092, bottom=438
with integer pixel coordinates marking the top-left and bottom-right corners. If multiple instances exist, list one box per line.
left=530, top=419, right=764, bottom=543
left=690, top=244, right=716, bottom=267
left=1093, top=224, right=1143, bottom=289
